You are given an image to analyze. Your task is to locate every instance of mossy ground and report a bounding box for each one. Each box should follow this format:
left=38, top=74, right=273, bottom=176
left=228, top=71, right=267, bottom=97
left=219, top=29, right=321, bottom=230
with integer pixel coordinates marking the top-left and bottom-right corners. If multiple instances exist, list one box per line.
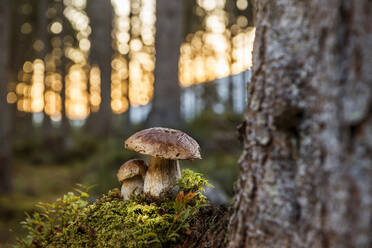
left=14, top=170, right=222, bottom=248
left=2, top=112, right=239, bottom=246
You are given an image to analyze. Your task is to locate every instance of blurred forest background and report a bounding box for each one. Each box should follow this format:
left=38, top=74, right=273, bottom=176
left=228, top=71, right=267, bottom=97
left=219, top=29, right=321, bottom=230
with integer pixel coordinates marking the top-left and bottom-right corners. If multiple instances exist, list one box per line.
left=0, top=0, right=255, bottom=245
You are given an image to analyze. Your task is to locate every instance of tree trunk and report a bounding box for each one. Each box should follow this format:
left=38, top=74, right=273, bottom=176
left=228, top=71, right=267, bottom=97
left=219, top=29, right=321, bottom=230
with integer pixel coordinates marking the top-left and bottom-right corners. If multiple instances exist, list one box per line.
left=227, top=1, right=372, bottom=247
left=86, top=0, right=113, bottom=135
left=38, top=0, right=53, bottom=136
left=0, top=0, right=12, bottom=194
left=35, top=0, right=49, bottom=61
left=202, top=82, right=218, bottom=113
left=147, top=0, right=183, bottom=127
left=60, top=0, right=69, bottom=136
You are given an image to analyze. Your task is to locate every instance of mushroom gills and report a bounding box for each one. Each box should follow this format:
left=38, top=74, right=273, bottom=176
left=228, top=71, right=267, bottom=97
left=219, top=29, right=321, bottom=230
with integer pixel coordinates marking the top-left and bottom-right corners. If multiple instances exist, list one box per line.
left=144, top=157, right=181, bottom=197
left=121, top=175, right=144, bottom=200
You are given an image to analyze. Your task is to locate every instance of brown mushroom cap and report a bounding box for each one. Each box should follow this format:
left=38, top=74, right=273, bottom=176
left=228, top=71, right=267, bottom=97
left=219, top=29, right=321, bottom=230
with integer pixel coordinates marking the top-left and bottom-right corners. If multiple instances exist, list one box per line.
left=117, top=159, right=148, bottom=183
left=124, top=127, right=201, bottom=160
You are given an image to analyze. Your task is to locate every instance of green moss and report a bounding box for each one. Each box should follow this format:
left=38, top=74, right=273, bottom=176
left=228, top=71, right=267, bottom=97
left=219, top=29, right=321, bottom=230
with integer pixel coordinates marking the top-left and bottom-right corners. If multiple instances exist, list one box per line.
left=176, top=169, right=212, bottom=193
left=15, top=170, right=211, bottom=248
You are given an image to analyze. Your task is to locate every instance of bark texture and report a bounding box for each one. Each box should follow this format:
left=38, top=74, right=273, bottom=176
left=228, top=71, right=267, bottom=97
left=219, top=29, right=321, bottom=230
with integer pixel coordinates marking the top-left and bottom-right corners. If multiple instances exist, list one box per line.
left=147, top=0, right=183, bottom=127
left=0, top=0, right=12, bottom=194
left=227, top=0, right=372, bottom=247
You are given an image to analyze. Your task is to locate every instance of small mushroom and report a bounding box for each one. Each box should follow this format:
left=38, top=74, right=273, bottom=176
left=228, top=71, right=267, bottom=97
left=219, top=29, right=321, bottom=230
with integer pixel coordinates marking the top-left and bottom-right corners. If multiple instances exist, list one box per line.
left=124, top=127, right=201, bottom=197
left=116, top=159, right=148, bottom=200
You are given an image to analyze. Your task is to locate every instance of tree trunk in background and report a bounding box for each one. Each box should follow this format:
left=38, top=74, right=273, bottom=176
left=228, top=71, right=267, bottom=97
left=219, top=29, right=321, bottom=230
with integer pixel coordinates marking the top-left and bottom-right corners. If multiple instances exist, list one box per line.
left=246, top=0, right=256, bottom=26
left=87, top=0, right=113, bottom=135
left=202, top=82, right=218, bottom=113
left=0, top=0, right=12, bottom=194
left=38, top=0, right=53, bottom=136
left=10, top=0, right=34, bottom=138
left=147, top=0, right=183, bottom=127
left=60, top=0, right=69, bottom=137
left=37, top=0, right=49, bottom=59
left=227, top=1, right=372, bottom=247
left=227, top=75, right=234, bottom=113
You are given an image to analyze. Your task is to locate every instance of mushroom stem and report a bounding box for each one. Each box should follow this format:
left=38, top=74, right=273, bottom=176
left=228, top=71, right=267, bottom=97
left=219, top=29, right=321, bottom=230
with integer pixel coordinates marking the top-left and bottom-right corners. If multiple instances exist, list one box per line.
left=121, top=175, right=144, bottom=200
left=144, top=157, right=181, bottom=197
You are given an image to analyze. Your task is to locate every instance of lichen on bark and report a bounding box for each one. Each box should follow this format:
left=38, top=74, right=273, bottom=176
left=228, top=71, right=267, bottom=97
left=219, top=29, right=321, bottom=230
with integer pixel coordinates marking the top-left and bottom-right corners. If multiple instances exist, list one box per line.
left=227, top=0, right=372, bottom=247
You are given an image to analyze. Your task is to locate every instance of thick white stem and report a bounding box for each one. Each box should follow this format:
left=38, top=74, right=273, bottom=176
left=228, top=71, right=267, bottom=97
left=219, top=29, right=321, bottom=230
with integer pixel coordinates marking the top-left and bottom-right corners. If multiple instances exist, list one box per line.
left=143, top=157, right=181, bottom=197
left=121, top=175, right=144, bottom=200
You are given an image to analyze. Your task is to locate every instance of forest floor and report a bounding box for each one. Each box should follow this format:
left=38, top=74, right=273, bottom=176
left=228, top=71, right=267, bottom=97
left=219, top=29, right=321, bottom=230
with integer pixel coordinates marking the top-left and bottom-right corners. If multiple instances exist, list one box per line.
left=0, top=112, right=242, bottom=247
left=0, top=162, right=83, bottom=247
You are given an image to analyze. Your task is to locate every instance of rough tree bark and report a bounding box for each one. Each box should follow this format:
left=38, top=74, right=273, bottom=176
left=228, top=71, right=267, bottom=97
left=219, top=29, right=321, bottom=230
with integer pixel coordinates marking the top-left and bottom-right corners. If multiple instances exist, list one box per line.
left=227, top=1, right=372, bottom=248
left=0, top=0, right=12, bottom=194
left=147, top=0, right=183, bottom=127
left=86, top=0, right=113, bottom=135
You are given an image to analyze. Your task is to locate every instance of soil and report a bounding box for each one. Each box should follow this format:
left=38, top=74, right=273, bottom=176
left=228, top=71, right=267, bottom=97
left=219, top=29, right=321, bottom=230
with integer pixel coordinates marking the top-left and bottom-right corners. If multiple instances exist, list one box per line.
left=177, top=205, right=229, bottom=248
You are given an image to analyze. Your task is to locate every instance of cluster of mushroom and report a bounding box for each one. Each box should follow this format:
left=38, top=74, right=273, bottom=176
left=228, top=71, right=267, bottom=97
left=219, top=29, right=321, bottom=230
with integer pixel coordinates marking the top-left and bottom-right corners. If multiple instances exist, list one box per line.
left=116, top=127, right=201, bottom=200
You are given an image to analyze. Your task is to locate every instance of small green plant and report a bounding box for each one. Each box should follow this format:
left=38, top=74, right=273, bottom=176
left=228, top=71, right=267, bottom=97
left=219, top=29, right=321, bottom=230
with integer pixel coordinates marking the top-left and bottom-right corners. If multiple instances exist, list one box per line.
left=176, top=169, right=213, bottom=205
left=176, top=169, right=213, bottom=193
left=15, top=170, right=212, bottom=248
left=15, top=184, right=92, bottom=247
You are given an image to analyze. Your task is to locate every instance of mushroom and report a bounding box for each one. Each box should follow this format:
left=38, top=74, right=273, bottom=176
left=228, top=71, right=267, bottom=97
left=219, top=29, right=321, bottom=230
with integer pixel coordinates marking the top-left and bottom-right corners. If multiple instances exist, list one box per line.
left=116, top=159, right=148, bottom=200
left=124, top=127, right=201, bottom=197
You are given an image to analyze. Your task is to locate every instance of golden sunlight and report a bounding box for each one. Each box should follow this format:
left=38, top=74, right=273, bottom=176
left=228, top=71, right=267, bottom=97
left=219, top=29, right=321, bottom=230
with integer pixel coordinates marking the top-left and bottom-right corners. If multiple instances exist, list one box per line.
left=111, top=0, right=156, bottom=110
left=11, top=0, right=255, bottom=120
left=179, top=1, right=255, bottom=87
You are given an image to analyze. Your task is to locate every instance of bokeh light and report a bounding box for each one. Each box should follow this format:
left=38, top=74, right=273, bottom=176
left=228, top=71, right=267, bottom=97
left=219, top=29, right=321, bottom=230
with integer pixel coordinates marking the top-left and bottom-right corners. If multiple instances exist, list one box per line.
left=20, top=22, right=32, bottom=34
left=63, top=0, right=92, bottom=120
left=179, top=0, right=255, bottom=87
left=50, top=21, right=63, bottom=34
left=12, top=0, right=255, bottom=119
left=111, top=0, right=156, bottom=112
left=89, top=65, right=101, bottom=112
left=236, top=0, right=248, bottom=10
left=65, top=64, right=90, bottom=119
